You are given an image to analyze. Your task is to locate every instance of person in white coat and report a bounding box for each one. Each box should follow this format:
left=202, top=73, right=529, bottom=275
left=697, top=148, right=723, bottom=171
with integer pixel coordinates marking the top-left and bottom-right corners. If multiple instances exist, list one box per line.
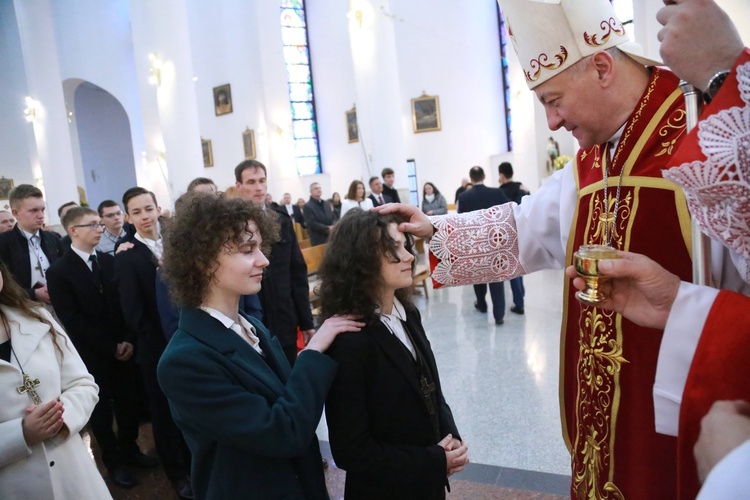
left=0, top=261, right=111, bottom=499
left=340, top=180, right=374, bottom=219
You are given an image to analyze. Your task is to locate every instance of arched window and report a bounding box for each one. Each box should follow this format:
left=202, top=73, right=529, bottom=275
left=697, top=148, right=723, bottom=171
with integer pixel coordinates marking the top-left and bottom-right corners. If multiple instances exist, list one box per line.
left=280, top=0, right=322, bottom=175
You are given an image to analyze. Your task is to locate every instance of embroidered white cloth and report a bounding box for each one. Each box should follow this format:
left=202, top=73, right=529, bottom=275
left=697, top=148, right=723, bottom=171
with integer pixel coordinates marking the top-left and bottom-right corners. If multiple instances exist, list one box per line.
left=663, top=62, right=750, bottom=283
left=428, top=204, right=524, bottom=286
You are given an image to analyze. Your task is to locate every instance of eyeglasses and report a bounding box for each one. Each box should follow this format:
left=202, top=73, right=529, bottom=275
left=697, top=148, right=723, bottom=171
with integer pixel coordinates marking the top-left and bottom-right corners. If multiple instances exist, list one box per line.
left=102, top=211, right=123, bottom=218
left=73, top=223, right=106, bottom=230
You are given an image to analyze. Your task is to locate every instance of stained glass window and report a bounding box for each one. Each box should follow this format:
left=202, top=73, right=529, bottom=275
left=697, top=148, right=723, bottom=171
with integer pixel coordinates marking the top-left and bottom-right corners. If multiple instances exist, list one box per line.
left=281, top=0, right=321, bottom=175
left=497, top=6, right=512, bottom=152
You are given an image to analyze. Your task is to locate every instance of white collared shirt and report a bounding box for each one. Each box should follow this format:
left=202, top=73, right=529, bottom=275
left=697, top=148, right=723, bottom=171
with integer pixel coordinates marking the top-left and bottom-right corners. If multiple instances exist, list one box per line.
left=69, top=244, right=96, bottom=271
left=379, top=298, right=415, bottom=359
left=284, top=204, right=294, bottom=217
left=134, top=233, right=163, bottom=260
left=199, top=306, right=264, bottom=356
left=20, top=228, right=49, bottom=286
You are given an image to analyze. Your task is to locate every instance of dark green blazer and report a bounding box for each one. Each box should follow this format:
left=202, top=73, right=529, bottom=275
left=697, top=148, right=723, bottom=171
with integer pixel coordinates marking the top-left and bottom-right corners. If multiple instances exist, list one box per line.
left=157, top=307, right=336, bottom=499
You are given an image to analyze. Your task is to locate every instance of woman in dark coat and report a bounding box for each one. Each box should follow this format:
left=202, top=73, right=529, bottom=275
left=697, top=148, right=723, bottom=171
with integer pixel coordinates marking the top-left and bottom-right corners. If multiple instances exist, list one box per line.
left=319, top=211, right=469, bottom=499
left=157, top=192, right=363, bottom=499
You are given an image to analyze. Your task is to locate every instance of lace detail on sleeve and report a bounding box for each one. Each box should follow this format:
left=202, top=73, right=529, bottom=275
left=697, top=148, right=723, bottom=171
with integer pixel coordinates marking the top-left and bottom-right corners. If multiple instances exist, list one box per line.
left=663, top=62, right=750, bottom=283
left=428, top=204, right=524, bottom=287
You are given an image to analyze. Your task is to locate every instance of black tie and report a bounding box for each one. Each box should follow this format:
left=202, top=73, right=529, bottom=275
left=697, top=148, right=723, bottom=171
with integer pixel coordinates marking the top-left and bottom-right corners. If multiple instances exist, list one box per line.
left=89, top=254, right=102, bottom=291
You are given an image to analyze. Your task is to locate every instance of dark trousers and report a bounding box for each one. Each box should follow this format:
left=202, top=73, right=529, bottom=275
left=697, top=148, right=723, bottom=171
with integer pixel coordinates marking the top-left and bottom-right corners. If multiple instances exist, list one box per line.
left=140, top=362, right=191, bottom=482
left=87, top=358, right=141, bottom=471
left=282, top=343, right=297, bottom=368
left=474, top=282, right=505, bottom=322
left=509, top=277, right=525, bottom=309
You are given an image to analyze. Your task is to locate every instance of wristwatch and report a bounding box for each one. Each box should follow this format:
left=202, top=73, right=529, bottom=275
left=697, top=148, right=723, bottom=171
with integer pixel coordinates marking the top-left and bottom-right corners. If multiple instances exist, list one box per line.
left=703, top=70, right=730, bottom=104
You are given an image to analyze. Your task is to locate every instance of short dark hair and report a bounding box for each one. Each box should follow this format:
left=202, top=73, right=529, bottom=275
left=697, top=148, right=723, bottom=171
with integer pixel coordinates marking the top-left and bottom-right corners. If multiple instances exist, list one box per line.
left=97, top=200, right=120, bottom=217
left=498, top=162, right=514, bottom=179
left=57, top=201, right=78, bottom=218
left=469, top=166, right=485, bottom=183
left=9, top=184, right=43, bottom=209
left=368, top=176, right=380, bottom=187
left=122, top=187, right=158, bottom=214
left=162, top=192, right=280, bottom=308
left=234, top=160, right=267, bottom=183
left=61, top=206, right=97, bottom=233
left=318, top=210, right=414, bottom=324
left=187, top=177, right=216, bottom=192
left=381, top=168, right=394, bottom=177
left=346, top=180, right=365, bottom=201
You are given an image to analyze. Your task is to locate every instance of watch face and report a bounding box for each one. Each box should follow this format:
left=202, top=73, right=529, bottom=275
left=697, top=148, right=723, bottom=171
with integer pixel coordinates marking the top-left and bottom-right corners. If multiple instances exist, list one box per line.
left=704, top=71, right=730, bottom=104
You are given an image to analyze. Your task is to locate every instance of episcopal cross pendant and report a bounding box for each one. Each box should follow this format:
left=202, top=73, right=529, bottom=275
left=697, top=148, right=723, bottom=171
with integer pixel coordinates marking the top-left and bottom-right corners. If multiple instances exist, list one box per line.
left=17, top=374, right=42, bottom=405
left=420, top=376, right=437, bottom=415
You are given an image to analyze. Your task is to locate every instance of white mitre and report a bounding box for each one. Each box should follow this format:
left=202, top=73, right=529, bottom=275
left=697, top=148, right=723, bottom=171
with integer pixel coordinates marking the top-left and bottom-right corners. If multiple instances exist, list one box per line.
left=498, top=0, right=660, bottom=89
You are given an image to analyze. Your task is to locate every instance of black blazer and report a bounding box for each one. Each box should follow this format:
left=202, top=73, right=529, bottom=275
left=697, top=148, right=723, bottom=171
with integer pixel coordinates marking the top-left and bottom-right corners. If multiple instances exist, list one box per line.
left=325, top=307, right=460, bottom=499
left=382, top=184, right=401, bottom=203
left=46, top=249, right=131, bottom=369
left=368, top=192, right=394, bottom=208
left=113, top=234, right=166, bottom=365
left=457, top=184, right=511, bottom=213
left=0, top=225, right=64, bottom=300
left=259, top=207, right=314, bottom=347
left=302, top=198, right=334, bottom=246
left=158, top=308, right=336, bottom=500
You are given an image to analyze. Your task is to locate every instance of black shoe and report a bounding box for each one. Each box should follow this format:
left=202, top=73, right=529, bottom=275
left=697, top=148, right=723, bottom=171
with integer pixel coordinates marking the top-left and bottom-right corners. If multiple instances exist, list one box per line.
left=474, top=301, right=487, bottom=313
left=322, top=458, right=329, bottom=469
left=124, top=451, right=159, bottom=469
left=510, top=306, right=524, bottom=315
left=110, top=467, right=137, bottom=489
left=173, top=478, right=194, bottom=500
left=495, top=319, right=505, bottom=325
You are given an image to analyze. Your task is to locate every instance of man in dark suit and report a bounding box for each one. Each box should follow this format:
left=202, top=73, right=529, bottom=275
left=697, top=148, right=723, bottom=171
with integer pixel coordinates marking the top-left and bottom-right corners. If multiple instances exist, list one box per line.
left=458, top=166, right=511, bottom=325
left=280, top=192, right=305, bottom=226
left=0, top=184, right=64, bottom=305
left=381, top=168, right=401, bottom=203
left=114, top=187, right=193, bottom=499
left=498, top=161, right=529, bottom=315
left=303, top=182, right=335, bottom=246
left=368, top=176, right=394, bottom=207
left=235, top=160, right=315, bottom=367
left=47, top=207, right=154, bottom=489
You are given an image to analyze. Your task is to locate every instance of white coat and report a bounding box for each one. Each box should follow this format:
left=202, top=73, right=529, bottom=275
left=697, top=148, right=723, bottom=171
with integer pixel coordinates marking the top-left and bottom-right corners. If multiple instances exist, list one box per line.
left=0, top=305, right=112, bottom=499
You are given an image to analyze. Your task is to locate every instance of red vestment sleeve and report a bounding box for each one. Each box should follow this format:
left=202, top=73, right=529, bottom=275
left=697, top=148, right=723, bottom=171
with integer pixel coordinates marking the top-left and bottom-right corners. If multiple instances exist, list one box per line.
left=678, top=290, right=750, bottom=499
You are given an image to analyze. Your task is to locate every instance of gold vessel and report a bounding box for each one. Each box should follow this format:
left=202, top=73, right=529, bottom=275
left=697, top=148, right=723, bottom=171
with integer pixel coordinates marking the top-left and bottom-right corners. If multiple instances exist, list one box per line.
left=573, top=245, right=618, bottom=305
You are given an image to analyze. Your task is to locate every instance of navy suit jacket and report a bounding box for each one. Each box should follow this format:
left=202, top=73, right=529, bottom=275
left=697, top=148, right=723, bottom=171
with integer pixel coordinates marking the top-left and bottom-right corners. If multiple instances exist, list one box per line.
left=113, top=235, right=165, bottom=365
left=158, top=308, right=337, bottom=500
left=302, top=198, right=334, bottom=246
left=0, top=225, right=64, bottom=300
left=457, top=184, right=511, bottom=213
left=368, top=192, right=394, bottom=207
left=325, top=307, right=460, bottom=499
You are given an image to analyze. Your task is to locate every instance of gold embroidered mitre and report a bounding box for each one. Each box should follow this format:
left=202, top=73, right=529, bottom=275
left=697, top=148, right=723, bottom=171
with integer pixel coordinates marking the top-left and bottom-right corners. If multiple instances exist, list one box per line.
left=496, top=0, right=660, bottom=89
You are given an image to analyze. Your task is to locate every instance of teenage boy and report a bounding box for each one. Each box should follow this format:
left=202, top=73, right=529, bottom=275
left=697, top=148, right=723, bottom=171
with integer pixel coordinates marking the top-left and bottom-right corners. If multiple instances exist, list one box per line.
left=114, top=187, right=192, bottom=499
left=47, top=207, right=153, bottom=489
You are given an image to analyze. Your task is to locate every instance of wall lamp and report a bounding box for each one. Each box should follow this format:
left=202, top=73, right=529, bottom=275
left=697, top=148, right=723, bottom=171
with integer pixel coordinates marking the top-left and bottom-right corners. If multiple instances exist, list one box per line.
left=24, top=96, right=38, bottom=122
left=148, top=53, right=162, bottom=86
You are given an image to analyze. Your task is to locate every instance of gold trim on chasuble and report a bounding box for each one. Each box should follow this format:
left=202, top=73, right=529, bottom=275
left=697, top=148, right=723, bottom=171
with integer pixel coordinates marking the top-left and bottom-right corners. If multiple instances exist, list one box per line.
left=559, top=78, right=688, bottom=498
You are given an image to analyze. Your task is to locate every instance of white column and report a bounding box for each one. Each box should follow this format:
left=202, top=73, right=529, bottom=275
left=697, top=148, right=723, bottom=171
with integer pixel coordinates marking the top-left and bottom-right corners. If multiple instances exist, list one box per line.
left=348, top=0, right=407, bottom=183
left=129, top=0, right=204, bottom=207
left=13, top=0, right=79, bottom=225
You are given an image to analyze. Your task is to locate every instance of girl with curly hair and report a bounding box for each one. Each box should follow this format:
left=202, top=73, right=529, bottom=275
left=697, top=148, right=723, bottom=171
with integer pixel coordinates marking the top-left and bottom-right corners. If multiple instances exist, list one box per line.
left=0, top=261, right=109, bottom=499
left=157, top=192, right=363, bottom=499
left=318, top=210, right=469, bottom=499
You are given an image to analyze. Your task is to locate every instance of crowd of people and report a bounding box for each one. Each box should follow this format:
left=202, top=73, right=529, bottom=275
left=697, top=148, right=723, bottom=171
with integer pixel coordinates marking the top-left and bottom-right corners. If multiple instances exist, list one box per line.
left=1, top=0, right=748, bottom=498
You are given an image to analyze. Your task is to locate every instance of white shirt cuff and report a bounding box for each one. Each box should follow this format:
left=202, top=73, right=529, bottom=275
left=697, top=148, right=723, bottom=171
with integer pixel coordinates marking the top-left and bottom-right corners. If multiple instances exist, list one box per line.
left=653, top=281, right=719, bottom=436
left=698, top=439, right=750, bottom=499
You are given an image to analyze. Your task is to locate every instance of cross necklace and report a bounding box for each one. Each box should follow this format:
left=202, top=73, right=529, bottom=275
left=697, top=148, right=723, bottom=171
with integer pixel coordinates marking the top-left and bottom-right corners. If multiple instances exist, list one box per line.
left=601, top=143, right=626, bottom=247
left=11, top=345, right=42, bottom=405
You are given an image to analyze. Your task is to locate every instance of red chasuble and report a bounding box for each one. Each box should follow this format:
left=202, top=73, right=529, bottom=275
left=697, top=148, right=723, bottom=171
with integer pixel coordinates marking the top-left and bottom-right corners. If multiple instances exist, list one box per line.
left=561, top=68, right=693, bottom=499
left=666, top=48, right=750, bottom=500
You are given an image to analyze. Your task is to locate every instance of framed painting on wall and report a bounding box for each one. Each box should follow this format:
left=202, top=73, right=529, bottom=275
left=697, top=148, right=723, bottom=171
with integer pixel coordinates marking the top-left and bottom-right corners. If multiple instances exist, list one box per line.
left=345, top=106, right=359, bottom=143
left=243, top=128, right=256, bottom=160
left=201, top=138, right=214, bottom=167
left=411, top=93, right=441, bottom=133
left=0, top=177, right=14, bottom=199
left=213, top=84, right=233, bottom=116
